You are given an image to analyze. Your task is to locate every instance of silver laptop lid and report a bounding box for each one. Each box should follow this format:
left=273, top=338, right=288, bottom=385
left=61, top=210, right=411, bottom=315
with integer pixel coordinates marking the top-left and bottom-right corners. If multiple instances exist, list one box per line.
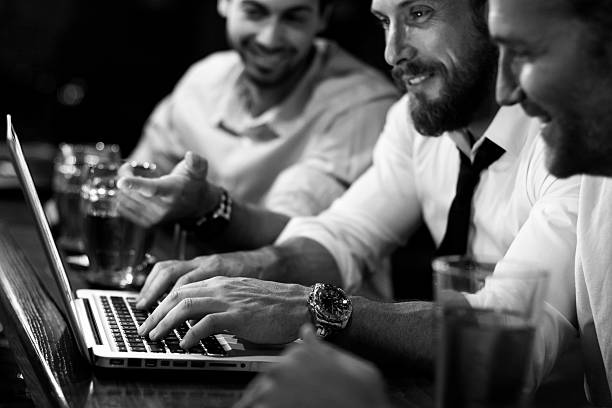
left=5, top=114, right=90, bottom=360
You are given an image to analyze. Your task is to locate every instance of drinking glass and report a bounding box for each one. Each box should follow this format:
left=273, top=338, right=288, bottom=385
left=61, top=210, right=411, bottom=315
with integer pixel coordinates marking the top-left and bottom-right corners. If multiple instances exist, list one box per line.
left=433, top=256, right=549, bottom=408
left=81, top=161, right=157, bottom=289
left=52, top=143, right=120, bottom=252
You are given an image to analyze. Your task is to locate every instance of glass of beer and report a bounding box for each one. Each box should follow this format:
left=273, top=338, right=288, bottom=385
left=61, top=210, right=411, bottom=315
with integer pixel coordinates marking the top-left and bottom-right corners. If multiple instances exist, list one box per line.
left=53, top=143, right=121, bottom=252
left=433, top=256, right=549, bottom=408
left=81, top=161, right=157, bottom=289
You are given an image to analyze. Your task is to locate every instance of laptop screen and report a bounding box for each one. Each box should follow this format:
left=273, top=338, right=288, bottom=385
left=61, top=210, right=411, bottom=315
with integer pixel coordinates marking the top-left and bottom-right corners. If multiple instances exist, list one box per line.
left=5, top=114, right=89, bottom=359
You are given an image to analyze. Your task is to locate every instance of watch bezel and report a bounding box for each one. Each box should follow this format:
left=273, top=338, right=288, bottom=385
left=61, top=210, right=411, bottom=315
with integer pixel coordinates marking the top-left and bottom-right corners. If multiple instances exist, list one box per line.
left=307, top=283, right=353, bottom=338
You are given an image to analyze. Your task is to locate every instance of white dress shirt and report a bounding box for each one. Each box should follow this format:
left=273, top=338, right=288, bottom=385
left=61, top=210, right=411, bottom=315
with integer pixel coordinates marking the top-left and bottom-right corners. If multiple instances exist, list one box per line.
left=575, top=176, right=612, bottom=404
left=277, top=96, right=580, bottom=387
left=129, top=39, right=398, bottom=216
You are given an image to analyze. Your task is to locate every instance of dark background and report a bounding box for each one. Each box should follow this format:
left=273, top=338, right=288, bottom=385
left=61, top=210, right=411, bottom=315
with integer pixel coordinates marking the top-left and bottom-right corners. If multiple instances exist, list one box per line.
left=0, top=0, right=389, bottom=155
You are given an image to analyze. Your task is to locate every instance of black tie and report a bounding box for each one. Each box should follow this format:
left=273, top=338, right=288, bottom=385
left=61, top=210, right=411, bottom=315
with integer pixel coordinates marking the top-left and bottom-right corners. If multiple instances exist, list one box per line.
left=436, top=137, right=505, bottom=256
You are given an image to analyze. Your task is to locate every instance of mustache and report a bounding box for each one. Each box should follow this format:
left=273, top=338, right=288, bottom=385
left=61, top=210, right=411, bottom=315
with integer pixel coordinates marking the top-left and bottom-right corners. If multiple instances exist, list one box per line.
left=391, top=61, right=444, bottom=82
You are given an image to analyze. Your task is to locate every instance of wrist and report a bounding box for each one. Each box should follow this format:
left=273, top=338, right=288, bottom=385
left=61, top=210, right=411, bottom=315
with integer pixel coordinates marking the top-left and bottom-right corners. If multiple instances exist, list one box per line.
left=186, top=187, right=232, bottom=238
left=193, top=185, right=225, bottom=220
left=307, top=283, right=353, bottom=339
left=286, top=284, right=314, bottom=338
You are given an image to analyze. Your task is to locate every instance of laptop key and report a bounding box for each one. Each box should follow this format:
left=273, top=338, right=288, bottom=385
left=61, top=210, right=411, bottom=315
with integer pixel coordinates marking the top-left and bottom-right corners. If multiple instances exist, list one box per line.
left=203, top=336, right=227, bottom=356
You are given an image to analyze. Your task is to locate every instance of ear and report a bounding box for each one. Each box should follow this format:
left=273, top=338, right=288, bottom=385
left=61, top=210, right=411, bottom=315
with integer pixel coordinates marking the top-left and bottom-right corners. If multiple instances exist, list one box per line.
left=217, top=0, right=230, bottom=18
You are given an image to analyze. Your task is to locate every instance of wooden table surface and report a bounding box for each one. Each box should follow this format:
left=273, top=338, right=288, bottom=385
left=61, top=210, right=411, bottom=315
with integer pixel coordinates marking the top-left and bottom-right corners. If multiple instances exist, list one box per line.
left=0, top=192, right=257, bottom=408
left=0, top=191, right=589, bottom=408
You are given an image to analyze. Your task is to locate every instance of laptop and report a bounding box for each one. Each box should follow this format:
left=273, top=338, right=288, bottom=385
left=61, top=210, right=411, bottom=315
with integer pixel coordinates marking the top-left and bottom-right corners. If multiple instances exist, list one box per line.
left=5, top=114, right=285, bottom=371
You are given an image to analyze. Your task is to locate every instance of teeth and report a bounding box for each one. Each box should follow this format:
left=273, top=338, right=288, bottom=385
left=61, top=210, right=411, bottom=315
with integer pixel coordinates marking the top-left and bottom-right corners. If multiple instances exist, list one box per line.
left=406, top=74, right=430, bottom=86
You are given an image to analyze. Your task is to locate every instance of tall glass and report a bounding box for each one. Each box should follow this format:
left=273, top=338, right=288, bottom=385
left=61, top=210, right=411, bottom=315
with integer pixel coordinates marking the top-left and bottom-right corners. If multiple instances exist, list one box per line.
left=52, top=143, right=121, bottom=252
left=81, top=161, right=157, bottom=289
left=433, top=256, right=549, bottom=408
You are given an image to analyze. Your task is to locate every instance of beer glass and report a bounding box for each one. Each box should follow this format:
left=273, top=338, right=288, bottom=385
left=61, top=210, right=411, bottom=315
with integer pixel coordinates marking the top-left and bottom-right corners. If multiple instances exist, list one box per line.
left=81, top=161, right=157, bottom=289
left=52, top=143, right=120, bottom=252
left=433, top=256, right=549, bottom=408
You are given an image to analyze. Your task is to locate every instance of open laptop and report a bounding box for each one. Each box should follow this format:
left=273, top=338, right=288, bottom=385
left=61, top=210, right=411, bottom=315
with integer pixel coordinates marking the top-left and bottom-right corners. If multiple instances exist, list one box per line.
left=5, top=114, right=285, bottom=371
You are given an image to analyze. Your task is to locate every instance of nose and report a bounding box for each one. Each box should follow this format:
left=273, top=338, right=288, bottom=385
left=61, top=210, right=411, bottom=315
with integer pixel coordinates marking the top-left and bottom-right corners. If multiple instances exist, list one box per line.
left=384, top=22, right=417, bottom=66
left=255, top=18, right=285, bottom=50
left=496, top=49, right=525, bottom=106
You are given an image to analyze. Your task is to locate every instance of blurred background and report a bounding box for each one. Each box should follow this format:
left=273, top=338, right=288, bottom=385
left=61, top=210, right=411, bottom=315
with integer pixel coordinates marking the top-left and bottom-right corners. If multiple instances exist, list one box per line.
left=0, top=0, right=389, bottom=154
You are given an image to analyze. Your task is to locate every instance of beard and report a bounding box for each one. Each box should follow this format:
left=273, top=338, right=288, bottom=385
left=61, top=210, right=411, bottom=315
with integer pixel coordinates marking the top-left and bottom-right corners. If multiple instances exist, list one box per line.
left=235, top=38, right=314, bottom=89
left=543, top=111, right=612, bottom=178
left=392, top=34, right=499, bottom=137
left=542, top=42, right=612, bottom=178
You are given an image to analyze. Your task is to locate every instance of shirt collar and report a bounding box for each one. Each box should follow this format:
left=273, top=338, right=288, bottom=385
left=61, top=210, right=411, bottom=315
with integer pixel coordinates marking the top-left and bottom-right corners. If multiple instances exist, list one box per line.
left=448, top=105, right=533, bottom=160
left=211, top=39, right=328, bottom=139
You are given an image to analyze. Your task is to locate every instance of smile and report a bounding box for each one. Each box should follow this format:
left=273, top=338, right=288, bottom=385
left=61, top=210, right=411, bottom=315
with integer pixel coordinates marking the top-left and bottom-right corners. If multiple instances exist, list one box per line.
left=404, top=72, right=434, bottom=87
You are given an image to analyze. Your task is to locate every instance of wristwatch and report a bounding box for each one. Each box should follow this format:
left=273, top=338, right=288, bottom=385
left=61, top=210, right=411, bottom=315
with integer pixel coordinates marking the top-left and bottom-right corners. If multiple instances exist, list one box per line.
left=307, top=283, right=353, bottom=339
left=192, top=188, right=232, bottom=238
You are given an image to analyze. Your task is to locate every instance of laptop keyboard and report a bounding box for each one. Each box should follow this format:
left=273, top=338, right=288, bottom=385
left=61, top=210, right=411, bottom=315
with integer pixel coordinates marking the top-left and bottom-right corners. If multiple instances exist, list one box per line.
left=101, top=295, right=227, bottom=357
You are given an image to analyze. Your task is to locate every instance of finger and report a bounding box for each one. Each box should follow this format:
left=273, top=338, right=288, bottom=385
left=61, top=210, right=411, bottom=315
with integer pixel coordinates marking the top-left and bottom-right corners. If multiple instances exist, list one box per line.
left=117, top=162, right=136, bottom=178
left=171, top=265, right=218, bottom=292
left=116, top=186, right=168, bottom=222
left=136, top=260, right=174, bottom=306
left=116, top=193, right=159, bottom=228
left=149, top=296, right=229, bottom=342
left=138, top=286, right=189, bottom=336
left=117, top=175, right=176, bottom=198
left=137, top=260, right=197, bottom=309
left=136, top=263, right=165, bottom=306
left=183, top=151, right=208, bottom=178
left=181, top=311, right=238, bottom=349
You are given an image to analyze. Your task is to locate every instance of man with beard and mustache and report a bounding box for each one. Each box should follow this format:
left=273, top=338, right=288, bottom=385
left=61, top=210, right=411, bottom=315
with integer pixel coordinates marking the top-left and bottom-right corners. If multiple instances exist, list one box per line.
left=490, top=0, right=612, bottom=404
left=117, top=0, right=397, bottom=240
left=134, top=0, right=581, bottom=400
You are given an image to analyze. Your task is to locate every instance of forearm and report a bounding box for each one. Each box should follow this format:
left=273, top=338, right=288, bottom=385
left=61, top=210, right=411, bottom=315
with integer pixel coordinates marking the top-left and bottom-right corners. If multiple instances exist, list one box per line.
left=332, top=297, right=436, bottom=375
left=211, top=201, right=290, bottom=250
left=232, top=237, right=343, bottom=287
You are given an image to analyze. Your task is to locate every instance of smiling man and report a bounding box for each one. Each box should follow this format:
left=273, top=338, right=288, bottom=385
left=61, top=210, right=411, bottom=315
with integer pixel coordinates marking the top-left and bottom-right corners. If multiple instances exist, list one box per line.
left=121, top=0, right=397, bottom=233
left=490, top=0, right=612, bottom=404
left=136, top=0, right=580, bottom=394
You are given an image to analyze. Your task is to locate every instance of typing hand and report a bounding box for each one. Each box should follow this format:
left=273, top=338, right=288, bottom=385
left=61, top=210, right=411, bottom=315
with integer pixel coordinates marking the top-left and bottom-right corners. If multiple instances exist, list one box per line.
left=234, top=325, right=392, bottom=408
left=116, top=151, right=220, bottom=228
left=137, top=276, right=310, bottom=347
left=135, top=250, right=276, bottom=309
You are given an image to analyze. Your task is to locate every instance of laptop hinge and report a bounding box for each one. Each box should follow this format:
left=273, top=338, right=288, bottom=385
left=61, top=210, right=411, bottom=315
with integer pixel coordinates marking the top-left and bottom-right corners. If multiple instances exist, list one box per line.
left=74, top=298, right=102, bottom=347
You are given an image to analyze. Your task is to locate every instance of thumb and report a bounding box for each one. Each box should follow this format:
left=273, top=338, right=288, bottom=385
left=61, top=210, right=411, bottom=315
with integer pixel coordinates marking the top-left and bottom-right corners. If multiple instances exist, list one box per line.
left=175, top=151, right=208, bottom=180
left=117, top=175, right=176, bottom=197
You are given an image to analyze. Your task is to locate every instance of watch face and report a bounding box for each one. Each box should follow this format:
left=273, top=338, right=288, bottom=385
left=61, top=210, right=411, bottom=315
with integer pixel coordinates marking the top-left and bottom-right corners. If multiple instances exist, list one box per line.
left=316, top=285, right=352, bottom=323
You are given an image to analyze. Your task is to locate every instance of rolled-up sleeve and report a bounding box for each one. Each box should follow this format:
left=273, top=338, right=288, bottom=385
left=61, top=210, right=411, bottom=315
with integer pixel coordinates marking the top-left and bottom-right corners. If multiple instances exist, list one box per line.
left=276, top=99, right=423, bottom=297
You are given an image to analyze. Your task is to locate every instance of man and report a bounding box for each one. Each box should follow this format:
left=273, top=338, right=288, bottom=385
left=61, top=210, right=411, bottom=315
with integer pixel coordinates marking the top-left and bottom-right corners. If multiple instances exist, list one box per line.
left=489, top=0, right=612, bottom=403
left=137, top=0, right=579, bottom=391
left=119, top=0, right=397, bottom=240
left=241, top=1, right=612, bottom=406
